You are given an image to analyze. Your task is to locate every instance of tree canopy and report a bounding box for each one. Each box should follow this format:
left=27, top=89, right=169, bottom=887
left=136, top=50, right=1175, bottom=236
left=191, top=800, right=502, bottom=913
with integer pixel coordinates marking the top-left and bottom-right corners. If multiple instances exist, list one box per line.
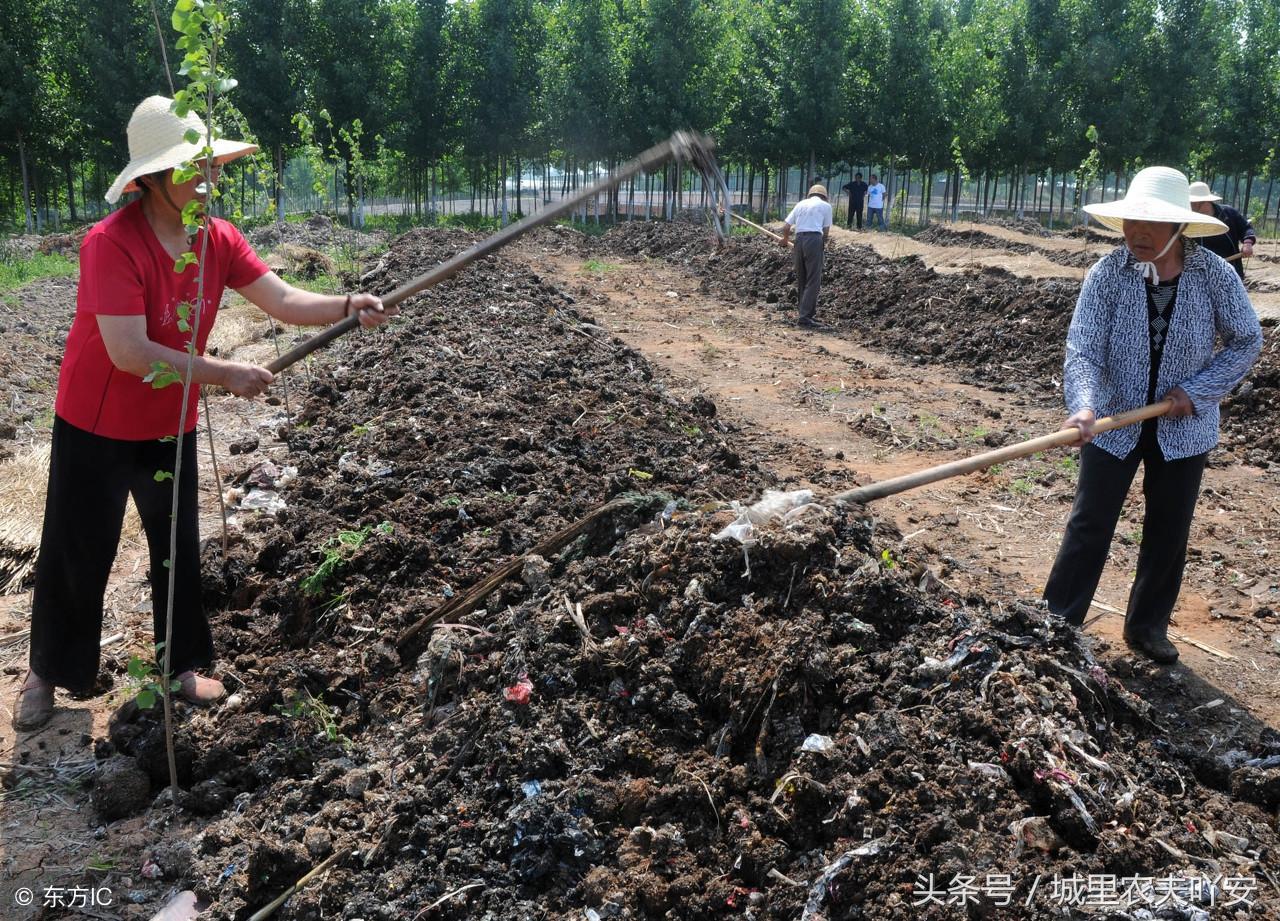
left=2, top=0, right=1277, bottom=229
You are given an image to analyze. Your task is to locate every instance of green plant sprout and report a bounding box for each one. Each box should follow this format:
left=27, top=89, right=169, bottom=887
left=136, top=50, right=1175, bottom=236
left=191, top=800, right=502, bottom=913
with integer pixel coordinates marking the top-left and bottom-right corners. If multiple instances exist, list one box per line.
left=277, top=688, right=350, bottom=750
left=300, top=522, right=392, bottom=595
left=126, top=653, right=182, bottom=711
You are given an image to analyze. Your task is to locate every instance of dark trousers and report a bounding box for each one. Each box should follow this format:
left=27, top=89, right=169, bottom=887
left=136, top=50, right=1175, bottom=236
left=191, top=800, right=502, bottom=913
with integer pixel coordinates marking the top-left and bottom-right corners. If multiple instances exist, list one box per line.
left=847, top=197, right=864, bottom=229
left=1043, top=427, right=1207, bottom=639
left=793, top=232, right=825, bottom=322
left=844, top=198, right=865, bottom=230
left=30, top=417, right=212, bottom=693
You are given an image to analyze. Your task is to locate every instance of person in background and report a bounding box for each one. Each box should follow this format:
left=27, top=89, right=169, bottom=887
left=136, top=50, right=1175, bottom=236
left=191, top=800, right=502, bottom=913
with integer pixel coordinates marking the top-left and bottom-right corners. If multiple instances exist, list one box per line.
left=779, top=184, right=833, bottom=330
left=1043, top=166, right=1260, bottom=664
left=866, top=174, right=887, bottom=230
left=11, top=96, right=397, bottom=731
left=1188, top=181, right=1257, bottom=282
left=842, top=172, right=868, bottom=229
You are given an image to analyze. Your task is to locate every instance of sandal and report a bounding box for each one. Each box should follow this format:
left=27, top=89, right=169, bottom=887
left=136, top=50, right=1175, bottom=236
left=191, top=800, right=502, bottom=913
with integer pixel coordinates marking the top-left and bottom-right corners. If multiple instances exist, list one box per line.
left=176, top=671, right=226, bottom=705
left=12, top=671, right=55, bottom=731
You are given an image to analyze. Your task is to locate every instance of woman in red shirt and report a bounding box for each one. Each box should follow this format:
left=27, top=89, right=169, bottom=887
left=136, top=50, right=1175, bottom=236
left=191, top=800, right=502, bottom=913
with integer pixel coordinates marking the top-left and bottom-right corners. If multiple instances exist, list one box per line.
left=12, top=96, right=396, bottom=730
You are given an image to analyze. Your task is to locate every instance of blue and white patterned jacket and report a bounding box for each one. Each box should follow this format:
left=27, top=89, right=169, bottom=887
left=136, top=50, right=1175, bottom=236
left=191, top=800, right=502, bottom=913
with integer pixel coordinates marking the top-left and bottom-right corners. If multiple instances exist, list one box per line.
left=1064, top=243, right=1262, bottom=461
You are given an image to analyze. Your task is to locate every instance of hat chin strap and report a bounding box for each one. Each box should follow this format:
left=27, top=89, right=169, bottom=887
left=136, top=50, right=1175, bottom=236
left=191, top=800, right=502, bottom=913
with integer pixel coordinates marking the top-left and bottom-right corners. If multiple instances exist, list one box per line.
left=1131, top=224, right=1184, bottom=284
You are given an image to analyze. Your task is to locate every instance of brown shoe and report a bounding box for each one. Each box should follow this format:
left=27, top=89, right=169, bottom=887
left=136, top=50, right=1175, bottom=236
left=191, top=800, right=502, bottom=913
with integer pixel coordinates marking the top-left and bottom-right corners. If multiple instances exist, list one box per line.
left=176, top=671, right=226, bottom=705
left=12, top=671, right=55, bottom=731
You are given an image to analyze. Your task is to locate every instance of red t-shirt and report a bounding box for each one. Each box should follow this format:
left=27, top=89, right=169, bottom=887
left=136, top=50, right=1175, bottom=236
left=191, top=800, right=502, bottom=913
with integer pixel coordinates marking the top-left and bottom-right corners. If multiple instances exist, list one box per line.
left=55, top=201, right=268, bottom=440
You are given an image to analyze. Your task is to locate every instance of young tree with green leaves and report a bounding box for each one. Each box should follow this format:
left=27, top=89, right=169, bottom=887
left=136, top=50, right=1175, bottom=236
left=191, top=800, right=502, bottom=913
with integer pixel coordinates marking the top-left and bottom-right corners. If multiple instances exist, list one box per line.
left=224, top=0, right=310, bottom=222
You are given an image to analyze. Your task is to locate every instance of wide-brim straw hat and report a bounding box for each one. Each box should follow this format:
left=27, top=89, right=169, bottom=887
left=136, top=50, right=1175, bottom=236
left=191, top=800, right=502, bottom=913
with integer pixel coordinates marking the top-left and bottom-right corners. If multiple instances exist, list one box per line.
left=106, top=96, right=258, bottom=204
left=808, top=184, right=828, bottom=199
left=1187, top=181, right=1222, bottom=203
left=1083, top=167, right=1225, bottom=238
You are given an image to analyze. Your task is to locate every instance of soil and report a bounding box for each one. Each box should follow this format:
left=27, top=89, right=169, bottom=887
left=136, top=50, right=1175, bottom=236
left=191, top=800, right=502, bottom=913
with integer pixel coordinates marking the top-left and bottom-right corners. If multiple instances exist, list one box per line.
left=0, top=275, right=74, bottom=460
left=246, top=213, right=386, bottom=257
left=580, top=222, right=1280, bottom=469
left=915, top=225, right=1100, bottom=269
left=1, top=219, right=1278, bottom=920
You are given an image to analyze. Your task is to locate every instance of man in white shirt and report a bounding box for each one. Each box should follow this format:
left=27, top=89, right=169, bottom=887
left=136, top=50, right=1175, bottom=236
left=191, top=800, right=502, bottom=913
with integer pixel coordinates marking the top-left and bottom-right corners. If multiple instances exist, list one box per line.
left=779, top=184, right=833, bottom=329
left=866, top=175, right=887, bottom=230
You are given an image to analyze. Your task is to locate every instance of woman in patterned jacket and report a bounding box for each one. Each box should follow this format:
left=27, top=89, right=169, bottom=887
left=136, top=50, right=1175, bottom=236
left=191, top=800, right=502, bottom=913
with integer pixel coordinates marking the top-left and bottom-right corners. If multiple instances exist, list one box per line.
left=1043, top=166, right=1261, bottom=663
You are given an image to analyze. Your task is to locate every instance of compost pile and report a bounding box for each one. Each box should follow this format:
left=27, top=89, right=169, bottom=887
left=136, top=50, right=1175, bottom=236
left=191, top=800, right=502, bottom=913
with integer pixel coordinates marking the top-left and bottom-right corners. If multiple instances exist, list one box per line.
left=915, top=224, right=1100, bottom=269
left=247, top=213, right=386, bottom=256
left=0, top=275, right=73, bottom=459
left=93, top=227, right=1280, bottom=920
left=981, top=216, right=1054, bottom=238
left=592, top=222, right=1280, bottom=468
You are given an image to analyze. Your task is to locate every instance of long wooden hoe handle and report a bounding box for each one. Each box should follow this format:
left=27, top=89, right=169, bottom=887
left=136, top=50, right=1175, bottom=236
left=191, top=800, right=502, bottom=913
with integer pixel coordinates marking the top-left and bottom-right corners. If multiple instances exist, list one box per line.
left=730, top=210, right=791, bottom=245
left=828, top=400, right=1174, bottom=505
left=266, top=132, right=717, bottom=374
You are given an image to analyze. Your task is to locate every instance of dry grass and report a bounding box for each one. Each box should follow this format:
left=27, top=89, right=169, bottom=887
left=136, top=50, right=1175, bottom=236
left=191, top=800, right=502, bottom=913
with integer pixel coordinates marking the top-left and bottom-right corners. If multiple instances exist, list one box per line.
left=208, top=294, right=267, bottom=355
left=0, top=444, right=142, bottom=595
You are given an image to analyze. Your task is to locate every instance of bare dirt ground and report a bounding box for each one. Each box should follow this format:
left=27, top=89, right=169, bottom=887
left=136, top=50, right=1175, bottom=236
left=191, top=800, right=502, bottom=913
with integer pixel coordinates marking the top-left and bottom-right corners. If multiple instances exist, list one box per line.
left=1, top=217, right=1278, bottom=919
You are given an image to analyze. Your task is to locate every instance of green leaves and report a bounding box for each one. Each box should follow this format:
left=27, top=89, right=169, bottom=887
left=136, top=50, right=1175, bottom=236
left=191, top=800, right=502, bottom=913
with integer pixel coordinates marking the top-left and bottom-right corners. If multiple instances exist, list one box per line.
left=173, top=251, right=198, bottom=274
left=127, top=656, right=151, bottom=682
left=180, top=198, right=205, bottom=238
left=173, top=162, right=200, bottom=185
left=154, top=470, right=175, bottom=483
left=144, top=361, right=182, bottom=390
left=126, top=654, right=182, bottom=711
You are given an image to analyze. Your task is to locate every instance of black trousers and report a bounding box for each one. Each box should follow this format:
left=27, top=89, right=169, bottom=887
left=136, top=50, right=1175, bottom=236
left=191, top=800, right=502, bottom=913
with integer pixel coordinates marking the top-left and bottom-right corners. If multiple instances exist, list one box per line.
left=30, top=417, right=212, bottom=693
left=793, top=232, right=825, bottom=322
left=847, top=197, right=864, bottom=229
left=1043, top=426, right=1207, bottom=639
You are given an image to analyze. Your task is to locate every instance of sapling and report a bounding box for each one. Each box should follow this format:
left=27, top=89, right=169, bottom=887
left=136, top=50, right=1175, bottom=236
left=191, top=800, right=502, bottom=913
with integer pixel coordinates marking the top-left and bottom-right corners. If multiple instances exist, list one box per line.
left=139, top=0, right=240, bottom=806
left=125, top=651, right=182, bottom=711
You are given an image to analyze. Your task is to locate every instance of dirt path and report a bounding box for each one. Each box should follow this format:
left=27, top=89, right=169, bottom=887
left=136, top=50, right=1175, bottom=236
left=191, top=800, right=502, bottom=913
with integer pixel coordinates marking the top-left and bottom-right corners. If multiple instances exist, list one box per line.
left=520, top=244, right=1280, bottom=737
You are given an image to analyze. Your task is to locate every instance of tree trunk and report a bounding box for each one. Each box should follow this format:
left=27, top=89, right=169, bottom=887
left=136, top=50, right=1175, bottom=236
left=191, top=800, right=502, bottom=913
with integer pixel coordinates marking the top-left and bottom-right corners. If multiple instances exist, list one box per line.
left=516, top=154, right=523, bottom=219
left=273, top=144, right=285, bottom=224
left=63, top=155, right=77, bottom=222
left=773, top=161, right=783, bottom=220
left=33, top=160, right=44, bottom=232
left=18, top=131, right=34, bottom=233
left=1261, top=176, right=1274, bottom=238
left=1242, top=171, right=1254, bottom=217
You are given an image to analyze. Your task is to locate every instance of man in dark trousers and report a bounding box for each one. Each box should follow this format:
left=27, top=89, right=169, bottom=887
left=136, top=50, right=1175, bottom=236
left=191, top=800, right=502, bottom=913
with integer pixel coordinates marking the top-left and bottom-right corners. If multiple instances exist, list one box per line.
left=1188, top=181, right=1257, bottom=281
left=779, top=184, right=833, bottom=330
left=842, top=173, right=868, bottom=229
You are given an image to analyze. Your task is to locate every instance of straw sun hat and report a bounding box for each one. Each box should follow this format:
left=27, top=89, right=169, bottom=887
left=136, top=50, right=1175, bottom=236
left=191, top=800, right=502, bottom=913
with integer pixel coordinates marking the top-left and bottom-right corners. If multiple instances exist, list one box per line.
left=1187, top=181, right=1223, bottom=203
left=105, top=96, right=258, bottom=204
left=808, top=184, right=829, bottom=199
left=1083, top=166, right=1226, bottom=238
